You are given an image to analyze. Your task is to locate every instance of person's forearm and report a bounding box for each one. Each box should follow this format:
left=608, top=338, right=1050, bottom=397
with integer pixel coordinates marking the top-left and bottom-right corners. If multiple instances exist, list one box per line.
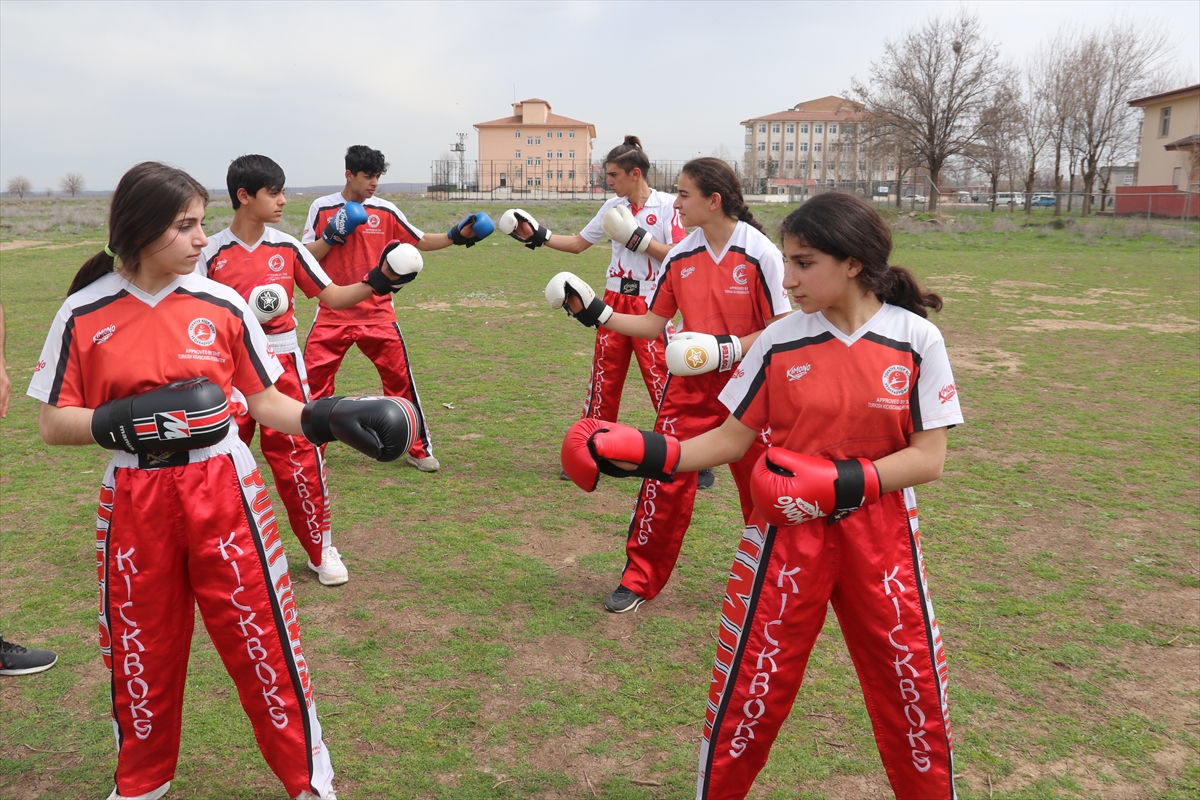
left=318, top=282, right=375, bottom=309
left=416, top=233, right=452, bottom=252
left=602, top=310, right=671, bottom=340
left=676, top=415, right=758, bottom=472
left=245, top=386, right=305, bottom=435
left=38, top=403, right=96, bottom=446
left=304, top=239, right=333, bottom=261
left=646, top=239, right=674, bottom=263
left=545, top=233, right=592, bottom=254
left=872, top=428, right=948, bottom=493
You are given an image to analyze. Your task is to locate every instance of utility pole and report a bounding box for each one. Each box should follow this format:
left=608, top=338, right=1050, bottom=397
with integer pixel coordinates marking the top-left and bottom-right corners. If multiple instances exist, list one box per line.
left=451, top=133, right=467, bottom=191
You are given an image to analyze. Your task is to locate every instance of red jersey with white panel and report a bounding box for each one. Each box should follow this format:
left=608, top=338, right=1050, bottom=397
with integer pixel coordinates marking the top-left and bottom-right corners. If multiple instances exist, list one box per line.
left=580, top=190, right=686, bottom=295
left=302, top=192, right=422, bottom=325
left=719, top=303, right=963, bottom=461
left=199, top=226, right=331, bottom=336
left=648, top=221, right=790, bottom=336
left=28, top=271, right=282, bottom=411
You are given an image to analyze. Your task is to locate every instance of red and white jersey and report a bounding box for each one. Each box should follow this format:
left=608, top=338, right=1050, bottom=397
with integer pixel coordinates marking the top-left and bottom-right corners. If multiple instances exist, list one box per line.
left=28, top=271, right=282, bottom=411
left=302, top=192, right=423, bottom=325
left=199, top=226, right=331, bottom=338
left=648, top=221, right=790, bottom=337
left=580, top=190, right=686, bottom=295
left=719, top=303, right=963, bottom=462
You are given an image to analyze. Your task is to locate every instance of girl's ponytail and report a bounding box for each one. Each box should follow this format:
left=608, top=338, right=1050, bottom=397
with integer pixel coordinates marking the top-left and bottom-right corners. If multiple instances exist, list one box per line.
left=736, top=203, right=764, bottom=233
left=68, top=249, right=117, bottom=295
left=880, top=264, right=942, bottom=318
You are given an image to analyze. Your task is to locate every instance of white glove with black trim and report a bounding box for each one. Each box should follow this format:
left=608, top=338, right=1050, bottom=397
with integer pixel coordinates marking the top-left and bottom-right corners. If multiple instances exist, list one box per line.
left=665, top=331, right=743, bottom=375
left=545, top=272, right=612, bottom=328
left=602, top=205, right=652, bottom=253
left=499, top=208, right=551, bottom=249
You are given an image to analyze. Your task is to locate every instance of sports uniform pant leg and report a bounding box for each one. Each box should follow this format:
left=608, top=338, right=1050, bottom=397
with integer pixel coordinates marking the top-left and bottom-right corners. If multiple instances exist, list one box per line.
left=619, top=373, right=729, bottom=600
left=582, top=295, right=634, bottom=421
left=697, top=516, right=836, bottom=800
left=185, top=449, right=334, bottom=799
left=302, top=318, right=356, bottom=400
left=355, top=322, right=434, bottom=459
left=827, top=491, right=957, bottom=799
left=621, top=295, right=670, bottom=413
left=256, top=352, right=332, bottom=566
left=100, top=463, right=195, bottom=798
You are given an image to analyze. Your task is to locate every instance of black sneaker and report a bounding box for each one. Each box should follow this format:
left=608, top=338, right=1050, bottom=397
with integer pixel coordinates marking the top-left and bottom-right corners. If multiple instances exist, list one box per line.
left=697, top=468, right=715, bottom=490
left=604, top=584, right=646, bottom=613
left=0, top=637, right=57, bottom=676
left=560, top=469, right=572, bottom=481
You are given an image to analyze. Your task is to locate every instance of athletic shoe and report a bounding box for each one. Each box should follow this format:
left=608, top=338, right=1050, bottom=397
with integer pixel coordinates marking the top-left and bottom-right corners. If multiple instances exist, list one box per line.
left=308, top=546, right=349, bottom=586
left=407, top=455, right=441, bottom=472
left=559, top=469, right=572, bottom=481
left=697, top=468, right=715, bottom=490
left=294, top=791, right=337, bottom=800
left=604, top=584, right=646, bottom=614
left=0, top=637, right=57, bottom=676
left=106, top=781, right=170, bottom=800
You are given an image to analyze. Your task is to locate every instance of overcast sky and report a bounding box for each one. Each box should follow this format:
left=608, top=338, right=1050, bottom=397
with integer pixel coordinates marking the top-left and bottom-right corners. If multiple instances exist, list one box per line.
left=2, top=0, right=1197, bottom=191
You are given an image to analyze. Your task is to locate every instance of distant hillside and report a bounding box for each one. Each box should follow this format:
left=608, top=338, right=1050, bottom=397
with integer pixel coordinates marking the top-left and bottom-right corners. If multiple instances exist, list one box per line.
left=286, top=182, right=428, bottom=196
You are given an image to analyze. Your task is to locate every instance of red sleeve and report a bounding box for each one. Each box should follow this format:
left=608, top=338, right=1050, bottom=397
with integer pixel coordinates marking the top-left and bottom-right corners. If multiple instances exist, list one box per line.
left=670, top=209, right=686, bottom=244
left=648, top=265, right=679, bottom=320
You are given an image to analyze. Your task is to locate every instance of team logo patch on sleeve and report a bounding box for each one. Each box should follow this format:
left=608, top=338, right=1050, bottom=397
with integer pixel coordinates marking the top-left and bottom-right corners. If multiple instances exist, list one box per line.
left=939, top=383, right=957, bottom=403
left=882, top=365, right=912, bottom=395
left=188, top=318, right=217, bottom=347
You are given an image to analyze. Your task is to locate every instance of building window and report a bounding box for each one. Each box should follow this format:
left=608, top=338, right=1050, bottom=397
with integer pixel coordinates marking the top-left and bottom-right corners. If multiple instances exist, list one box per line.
left=548, top=151, right=553, bottom=158
left=845, top=124, right=855, bottom=135
left=557, top=170, right=564, bottom=179
left=515, top=150, right=521, bottom=158
left=859, top=161, right=867, bottom=171
left=843, top=143, right=852, bottom=153
left=771, top=142, right=780, bottom=152
left=772, top=123, right=781, bottom=133
left=785, top=160, right=793, bottom=169
left=568, top=150, right=575, bottom=158
left=814, top=143, right=822, bottom=152
left=829, top=124, right=837, bottom=134
left=527, top=158, right=533, bottom=166
left=1160, top=107, right=1171, bottom=137
left=569, top=130, right=575, bottom=138
left=515, top=130, right=521, bottom=138
left=800, top=124, right=809, bottom=134
left=758, top=123, right=767, bottom=133
left=786, top=123, right=795, bottom=134
left=568, top=170, right=575, bottom=179
left=745, top=125, right=753, bottom=135
left=527, top=137, right=533, bottom=145
left=815, top=124, right=823, bottom=134
left=814, top=162, right=822, bottom=172
left=547, top=131, right=552, bottom=138
left=535, top=137, right=541, bottom=145
left=535, top=157, right=542, bottom=166
left=527, top=178, right=534, bottom=186
left=557, top=130, right=563, bottom=138
left=746, top=143, right=752, bottom=152
left=535, top=178, right=542, bottom=186
left=757, top=142, right=766, bottom=151
left=786, top=142, right=794, bottom=152
left=758, top=160, right=766, bottom=168
left=557, top=151, right=563, bottom=158
left=800, top=142, right=809, bottom=152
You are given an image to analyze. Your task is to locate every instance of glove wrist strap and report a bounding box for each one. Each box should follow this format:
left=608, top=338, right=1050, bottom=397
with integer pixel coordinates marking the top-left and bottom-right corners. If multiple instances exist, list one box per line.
left=301, top=396, right=343, bottom=444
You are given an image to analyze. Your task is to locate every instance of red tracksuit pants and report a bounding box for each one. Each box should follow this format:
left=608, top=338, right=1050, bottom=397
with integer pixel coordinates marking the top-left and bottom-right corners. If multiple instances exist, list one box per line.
left=95, top=441, right=334, bottom=799
left=582, top=291, right=668, bottom=421
left=304, top=320, right=433, bottom=459
left=236, top=350, right=331, bottom=567
left=620, top=371, right=769, bottom=601
left=697, top=489, right=956, bottom=800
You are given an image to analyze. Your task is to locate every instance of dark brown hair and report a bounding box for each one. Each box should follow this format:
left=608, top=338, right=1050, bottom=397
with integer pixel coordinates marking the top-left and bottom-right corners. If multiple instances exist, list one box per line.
left=69, top=162, right=209, bottom=295
left=779, top=192, right=942, bottom=317
left=679, top=157, right=763, bottom=231
left=605, top=135, right=650, bottom=176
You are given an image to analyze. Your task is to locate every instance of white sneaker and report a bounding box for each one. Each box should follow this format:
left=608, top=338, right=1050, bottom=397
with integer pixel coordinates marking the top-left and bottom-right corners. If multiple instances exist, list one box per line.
left=406, top=454, right=440, bottom=472
left=107, top=781, right=170, bottom=800
left=294, top=790, right=337, bottom=799
left=307, top=546, right=349, bottom=586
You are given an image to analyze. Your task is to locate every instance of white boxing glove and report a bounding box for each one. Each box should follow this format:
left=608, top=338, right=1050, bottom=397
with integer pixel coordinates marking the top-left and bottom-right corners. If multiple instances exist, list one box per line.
left=499, top=208, right=551, bottom=249
left=247, top=283, right=289, bottom=324
left=364, top=241, right=422, bottom=295
left=602, top=205, right=652, bottom=254
left=386, top=242, right=423, bottom=280
left=545, top=271, right=612, bottom=328
left=666, top=331, right=743, bottom=375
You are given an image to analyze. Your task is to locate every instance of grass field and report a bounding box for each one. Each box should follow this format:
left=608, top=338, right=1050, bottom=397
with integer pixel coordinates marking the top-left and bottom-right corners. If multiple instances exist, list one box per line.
left=0, top=197, right=1197, bottom=800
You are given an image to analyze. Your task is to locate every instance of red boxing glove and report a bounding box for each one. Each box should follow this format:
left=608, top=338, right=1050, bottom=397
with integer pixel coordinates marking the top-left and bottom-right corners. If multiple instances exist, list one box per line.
left=750, top=447, right=882, bottom=528
left=560, top=418, right=681, bottom=492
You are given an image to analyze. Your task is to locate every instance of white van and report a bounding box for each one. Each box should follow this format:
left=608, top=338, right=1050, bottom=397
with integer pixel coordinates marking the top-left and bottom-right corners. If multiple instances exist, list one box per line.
left=993, top=192, right=1025, bottom=207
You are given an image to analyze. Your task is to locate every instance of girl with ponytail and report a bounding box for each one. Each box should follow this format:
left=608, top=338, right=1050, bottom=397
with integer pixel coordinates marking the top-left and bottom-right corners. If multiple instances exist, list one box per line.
left=551, top=156, right=791, bottom=614
left=655, top=190, right=962, bottom=798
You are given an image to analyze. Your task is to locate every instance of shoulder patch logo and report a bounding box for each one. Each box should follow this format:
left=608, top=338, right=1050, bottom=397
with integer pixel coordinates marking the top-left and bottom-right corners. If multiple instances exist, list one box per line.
left=646, top=213, right=657, bottom=226
left=267, top=254, right=285, bottom=272
left=34, top=359, right=46, bottom=373
left=93, top=324, right=116, bottom=345
left=787, top=363, right=811, bottom=382
left=732, top=265, right=748, bottom=285
left=367, top=214, right=381, bottom=229
left=188, top=318, right=217, bottom=347
left=939, top=383, right=957, bottom=404
left=732, top=367, right=745, bottom=380
left=213, top=259, right=228, bottom=271
left=882, top=365, right=911, bottom=396
left=680, top=267, right=695, bottom=279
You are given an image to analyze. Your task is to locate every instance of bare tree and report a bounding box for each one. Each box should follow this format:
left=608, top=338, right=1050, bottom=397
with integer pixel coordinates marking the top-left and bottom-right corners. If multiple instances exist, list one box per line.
left=1014, top=68, right=1052, bottom=214
left=60, top=172, right=85, bottom=197
left=965, top=80, right=1018, bottom=211
left=6, top=176, right=32, bottom=197
left=852, top=10, right=1003, bottom=211
left=1035, top=32, right=1081, bottom=217
left=1072, top=23, right=1168, bottom=215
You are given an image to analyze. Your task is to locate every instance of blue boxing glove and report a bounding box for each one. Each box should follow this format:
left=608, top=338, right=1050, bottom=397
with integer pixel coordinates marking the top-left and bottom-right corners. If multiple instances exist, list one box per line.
left=322, top=201, right=369, bottom=245
left=447, top=212, right=494, bottom=247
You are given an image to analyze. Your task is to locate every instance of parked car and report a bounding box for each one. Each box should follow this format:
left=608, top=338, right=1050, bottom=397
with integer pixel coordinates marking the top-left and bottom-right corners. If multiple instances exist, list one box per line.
left=956, top=191, right=972, bottom=203
left=1031, top=195, right=1057, bottom=207
left=991, top=192, right=1025, bottom=207
left=903, top=192, right=927, bottom=204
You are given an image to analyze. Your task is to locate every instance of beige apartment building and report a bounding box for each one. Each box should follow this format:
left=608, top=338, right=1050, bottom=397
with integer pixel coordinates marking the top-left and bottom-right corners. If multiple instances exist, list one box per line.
left=741, top=96, right=899, bottom=191
left=474, top=99, right=596, bottom=193
left=1130, top=84, right=1199, bottom=189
